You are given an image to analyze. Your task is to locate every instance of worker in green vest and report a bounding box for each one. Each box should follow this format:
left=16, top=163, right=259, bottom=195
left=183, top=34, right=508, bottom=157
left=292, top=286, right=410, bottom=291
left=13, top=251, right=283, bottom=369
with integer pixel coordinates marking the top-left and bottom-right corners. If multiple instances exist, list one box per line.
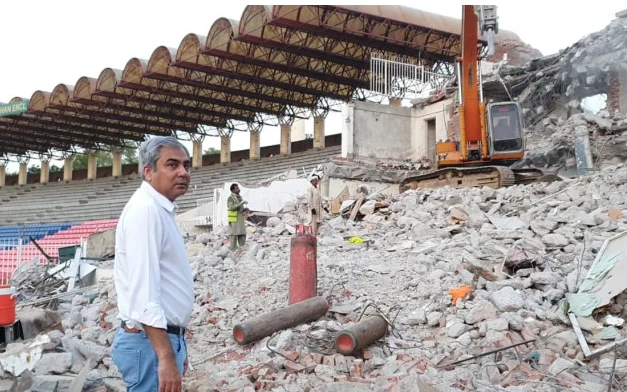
left=227, top=183, right=248, bottom=251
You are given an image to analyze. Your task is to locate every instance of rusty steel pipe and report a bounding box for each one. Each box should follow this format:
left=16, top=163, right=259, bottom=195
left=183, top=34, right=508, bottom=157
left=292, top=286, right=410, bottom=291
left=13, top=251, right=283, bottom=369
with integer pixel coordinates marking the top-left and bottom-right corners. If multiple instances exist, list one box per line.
left=335, top=315, right=388, bottom=356
left=233, top=296, right=329, bottom=345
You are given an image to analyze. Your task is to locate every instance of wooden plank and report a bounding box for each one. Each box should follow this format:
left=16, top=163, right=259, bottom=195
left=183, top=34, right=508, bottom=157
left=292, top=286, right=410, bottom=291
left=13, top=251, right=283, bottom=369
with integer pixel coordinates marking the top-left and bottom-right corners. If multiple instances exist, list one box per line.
left=330, top=186, right=350, bottom=214
left=348, top=196, right=364, bottom=221
left=69, top=359, right=91, bottom=392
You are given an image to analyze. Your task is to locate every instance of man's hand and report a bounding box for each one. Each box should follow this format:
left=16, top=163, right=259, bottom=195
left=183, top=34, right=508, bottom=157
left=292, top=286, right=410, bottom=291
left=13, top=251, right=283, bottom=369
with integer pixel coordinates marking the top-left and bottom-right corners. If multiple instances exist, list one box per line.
left=158, top=357, right=182, bottom=392
left=144, top=325, right=182, bottom=392
left=183, top=357, right=189, bottom=375
left=311, top=208, right=317, bottom=215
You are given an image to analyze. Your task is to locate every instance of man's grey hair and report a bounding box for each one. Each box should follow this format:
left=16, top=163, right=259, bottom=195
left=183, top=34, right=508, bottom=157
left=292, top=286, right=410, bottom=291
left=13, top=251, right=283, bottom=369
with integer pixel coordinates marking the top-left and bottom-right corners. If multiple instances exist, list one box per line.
left=138, top=136, right=190, bottom=180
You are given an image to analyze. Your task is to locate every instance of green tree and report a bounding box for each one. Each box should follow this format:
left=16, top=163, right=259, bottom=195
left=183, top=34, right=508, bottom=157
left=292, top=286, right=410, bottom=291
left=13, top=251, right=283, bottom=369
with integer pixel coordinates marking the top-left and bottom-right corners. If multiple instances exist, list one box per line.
left=204, top=147, right=220, bottom=155
left=73, top=151, right=113, bottom=170
left=72, top=146, right=137, bottom=170
left=122, top=147, right=138, bottom=164
left=26, top=164, right=63, bottom=174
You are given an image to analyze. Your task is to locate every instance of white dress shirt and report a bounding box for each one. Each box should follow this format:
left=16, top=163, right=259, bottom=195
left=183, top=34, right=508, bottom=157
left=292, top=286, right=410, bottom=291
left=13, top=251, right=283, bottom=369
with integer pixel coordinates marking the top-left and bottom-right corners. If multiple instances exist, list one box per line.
left=114, top=181, right=194, bottom=330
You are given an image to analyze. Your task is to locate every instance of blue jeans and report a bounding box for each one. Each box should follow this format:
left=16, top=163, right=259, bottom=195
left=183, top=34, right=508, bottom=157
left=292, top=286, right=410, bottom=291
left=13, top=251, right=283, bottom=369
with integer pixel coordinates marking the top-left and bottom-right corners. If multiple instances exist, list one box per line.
left=112, top=328, right=187, bottom=392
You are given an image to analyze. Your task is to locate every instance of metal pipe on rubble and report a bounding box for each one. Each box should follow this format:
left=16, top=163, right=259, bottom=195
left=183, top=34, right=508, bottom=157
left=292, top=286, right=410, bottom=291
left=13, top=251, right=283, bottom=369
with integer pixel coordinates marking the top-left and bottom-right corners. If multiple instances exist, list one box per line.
left=335, top=315, right=388, bottom=356
left=233, top=296, right=329, bottom=345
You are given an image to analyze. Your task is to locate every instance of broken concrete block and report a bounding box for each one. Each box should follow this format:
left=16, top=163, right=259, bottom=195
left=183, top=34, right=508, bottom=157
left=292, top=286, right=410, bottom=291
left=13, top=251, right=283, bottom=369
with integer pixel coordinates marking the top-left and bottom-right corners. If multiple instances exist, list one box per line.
left=465, top=300, right=498, bottom=324
left=548, top=357, right=576, bottom=376
left=542, top=233, right=569, bottom=248
left=447, top=322, right=468, bottom=338
left=400, top=309, right=427, bottom=326
left=359, top=200, right=377, bottom=216
left=17, top=309, right=63, bottom=340
left=0, top=380, right=16, bottom=392
left=490, top=287, right=524, bottom=312
left=33, top=352, right=72, bottom=375
left=530, top=271, right=560, bottom=286
left=0, top=334, right=51, bottom=376
left=426, top=312, right=443, bottom=328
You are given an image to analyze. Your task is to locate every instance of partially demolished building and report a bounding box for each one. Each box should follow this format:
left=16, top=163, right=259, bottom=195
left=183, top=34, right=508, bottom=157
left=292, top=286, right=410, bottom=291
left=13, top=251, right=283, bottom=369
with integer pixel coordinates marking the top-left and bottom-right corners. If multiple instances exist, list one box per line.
left=336, top=10, right=627, bottom=186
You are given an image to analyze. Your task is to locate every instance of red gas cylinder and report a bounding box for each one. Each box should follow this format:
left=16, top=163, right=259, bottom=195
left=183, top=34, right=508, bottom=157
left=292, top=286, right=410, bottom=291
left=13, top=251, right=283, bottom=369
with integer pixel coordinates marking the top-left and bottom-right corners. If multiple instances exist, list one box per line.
left=289, top=224, right=317, bottom=305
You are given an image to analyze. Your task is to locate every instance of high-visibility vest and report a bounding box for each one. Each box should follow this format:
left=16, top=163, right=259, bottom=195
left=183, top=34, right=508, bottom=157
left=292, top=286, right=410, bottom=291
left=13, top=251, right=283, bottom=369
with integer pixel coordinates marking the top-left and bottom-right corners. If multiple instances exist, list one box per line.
left=228, top=196, right=238, bottom=223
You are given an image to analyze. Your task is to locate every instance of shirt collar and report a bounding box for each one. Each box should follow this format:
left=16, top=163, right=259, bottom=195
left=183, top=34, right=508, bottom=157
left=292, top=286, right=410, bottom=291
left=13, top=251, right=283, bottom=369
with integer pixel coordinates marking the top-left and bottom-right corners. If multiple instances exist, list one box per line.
left=141, top=181, right=178, bottom=213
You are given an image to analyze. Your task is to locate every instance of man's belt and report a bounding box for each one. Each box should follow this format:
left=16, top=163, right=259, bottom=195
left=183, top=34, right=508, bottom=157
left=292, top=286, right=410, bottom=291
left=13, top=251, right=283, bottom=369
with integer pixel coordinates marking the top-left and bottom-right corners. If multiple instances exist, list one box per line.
left=121, top=321, right=186, bottom=336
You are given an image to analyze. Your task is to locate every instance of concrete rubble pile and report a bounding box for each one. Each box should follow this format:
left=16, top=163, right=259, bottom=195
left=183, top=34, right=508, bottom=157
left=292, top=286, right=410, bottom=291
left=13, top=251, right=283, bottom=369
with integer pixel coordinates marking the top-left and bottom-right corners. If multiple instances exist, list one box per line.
left=484, top=12, right=627, bottom=127
left=183, top=164, right=627, bottom=391
left=513, top=110, right=627, bottom=171
left=484, top=13, right=627, bottom=172
left=3, top=163, right=626, bottom=391
left=10, top=262, right=68, bottom=302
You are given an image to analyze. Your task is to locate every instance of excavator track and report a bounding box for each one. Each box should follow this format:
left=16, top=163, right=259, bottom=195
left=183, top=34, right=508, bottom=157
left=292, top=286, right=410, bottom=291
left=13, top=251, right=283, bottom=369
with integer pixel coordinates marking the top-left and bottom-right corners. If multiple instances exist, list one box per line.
left=512, top=168, right=553, bottom=185
left=399, top=166, right=523, bottom=193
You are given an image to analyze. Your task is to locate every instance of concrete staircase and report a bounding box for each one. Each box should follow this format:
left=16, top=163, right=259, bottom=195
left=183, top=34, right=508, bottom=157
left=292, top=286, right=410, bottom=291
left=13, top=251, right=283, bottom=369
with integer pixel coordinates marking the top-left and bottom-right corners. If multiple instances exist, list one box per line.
left=0, top=146, right=340, bottom=226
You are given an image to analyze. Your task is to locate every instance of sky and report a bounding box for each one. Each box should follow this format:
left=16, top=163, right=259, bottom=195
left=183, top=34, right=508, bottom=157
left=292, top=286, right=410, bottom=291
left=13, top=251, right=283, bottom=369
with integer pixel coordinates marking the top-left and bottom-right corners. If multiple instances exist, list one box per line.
left=1, top=1, right=625, bottom=172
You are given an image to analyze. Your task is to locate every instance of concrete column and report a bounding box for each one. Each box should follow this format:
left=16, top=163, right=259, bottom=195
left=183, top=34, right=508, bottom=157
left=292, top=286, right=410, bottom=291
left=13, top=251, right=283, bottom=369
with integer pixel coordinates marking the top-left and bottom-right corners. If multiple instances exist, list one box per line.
left=18, top=162, right=28, bottom=186
left=192, top=139, right=203, bottom=169
left=40, top=160, right=50, bottom=184
left=0, top=165, right=5, bottom=187
left=63, top=157, right=73, bottom=182
left=249, top=131, right=261, bottom=160
left=87, top=152, right=98, bottom=180
left=341, top=102, right=355, bottom=159
left=313, top=116, right=325, bottom=149
left=280, top=124, right=292, bottom=155
left=389, top=97, right=403, bottom=107
left=112, top=150, right=122, bottom=178
left=220, top=136, right=231, bottom=165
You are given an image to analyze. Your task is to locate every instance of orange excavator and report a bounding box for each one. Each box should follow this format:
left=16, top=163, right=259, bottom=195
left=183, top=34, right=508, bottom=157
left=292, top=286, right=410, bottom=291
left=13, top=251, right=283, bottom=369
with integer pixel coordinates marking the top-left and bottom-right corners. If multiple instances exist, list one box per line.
left=400, top=5, right=544, bottom=192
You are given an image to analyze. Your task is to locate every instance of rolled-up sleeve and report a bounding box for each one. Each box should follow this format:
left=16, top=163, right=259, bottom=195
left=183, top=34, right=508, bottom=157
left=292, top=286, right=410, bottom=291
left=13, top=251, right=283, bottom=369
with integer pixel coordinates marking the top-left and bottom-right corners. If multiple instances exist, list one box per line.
left=122, top=204, right=167, bottom=329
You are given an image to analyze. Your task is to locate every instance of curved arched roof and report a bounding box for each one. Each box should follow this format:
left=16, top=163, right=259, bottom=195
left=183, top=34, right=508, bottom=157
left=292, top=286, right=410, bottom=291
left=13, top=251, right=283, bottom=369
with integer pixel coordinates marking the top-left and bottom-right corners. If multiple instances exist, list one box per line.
left=0, top=4, right=522, bottom=156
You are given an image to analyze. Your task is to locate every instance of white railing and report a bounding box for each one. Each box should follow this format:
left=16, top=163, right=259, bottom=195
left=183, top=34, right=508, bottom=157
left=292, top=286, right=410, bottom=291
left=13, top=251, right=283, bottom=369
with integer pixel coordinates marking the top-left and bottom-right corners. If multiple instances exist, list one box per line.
left=369, top=55, right=454, bottom=100
left=0, top=237, right=86, bottom=284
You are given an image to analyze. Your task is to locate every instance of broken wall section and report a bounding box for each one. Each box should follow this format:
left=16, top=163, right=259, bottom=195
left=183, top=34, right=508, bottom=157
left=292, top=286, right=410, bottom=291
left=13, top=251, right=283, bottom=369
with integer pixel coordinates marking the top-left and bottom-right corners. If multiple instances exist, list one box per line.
left=484, top=12, right=627, bottom=127
left=341, top=99, right=453, bottom=164
left=342, top=101, right=413, bottom=161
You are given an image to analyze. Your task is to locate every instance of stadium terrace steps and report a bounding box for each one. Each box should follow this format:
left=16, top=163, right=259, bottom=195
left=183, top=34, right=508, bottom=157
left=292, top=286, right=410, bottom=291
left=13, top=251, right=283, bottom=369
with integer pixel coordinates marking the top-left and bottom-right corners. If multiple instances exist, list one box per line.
left=0, top=146, right=340, bottom=226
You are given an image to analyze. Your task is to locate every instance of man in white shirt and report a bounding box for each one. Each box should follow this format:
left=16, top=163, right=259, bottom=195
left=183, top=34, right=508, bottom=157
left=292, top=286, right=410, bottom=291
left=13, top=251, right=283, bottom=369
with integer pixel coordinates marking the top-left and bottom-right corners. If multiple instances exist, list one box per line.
left=112, top=136, right=194, bottom=392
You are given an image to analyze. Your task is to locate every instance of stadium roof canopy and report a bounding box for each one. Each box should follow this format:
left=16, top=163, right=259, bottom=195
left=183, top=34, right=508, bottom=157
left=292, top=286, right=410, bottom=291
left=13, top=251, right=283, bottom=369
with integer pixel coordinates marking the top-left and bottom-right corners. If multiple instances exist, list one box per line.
left=0, top=5, right=518, bottom=157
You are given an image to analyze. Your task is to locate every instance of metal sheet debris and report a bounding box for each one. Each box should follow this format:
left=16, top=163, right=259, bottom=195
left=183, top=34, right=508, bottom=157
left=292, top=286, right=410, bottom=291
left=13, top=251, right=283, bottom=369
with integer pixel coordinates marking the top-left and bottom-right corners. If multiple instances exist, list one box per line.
left=567, top=231, right=627, bottom=359
left=565, top=293, right=601, bottom=317
left=579, top=231, right=627, bottom=307
left=569, top=313, right=627, bottom=359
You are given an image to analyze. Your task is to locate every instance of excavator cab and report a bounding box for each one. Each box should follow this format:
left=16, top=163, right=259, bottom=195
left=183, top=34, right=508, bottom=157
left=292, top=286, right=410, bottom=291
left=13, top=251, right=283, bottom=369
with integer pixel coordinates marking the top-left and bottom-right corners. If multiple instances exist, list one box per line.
left=487, top=102, right=525, bottom=163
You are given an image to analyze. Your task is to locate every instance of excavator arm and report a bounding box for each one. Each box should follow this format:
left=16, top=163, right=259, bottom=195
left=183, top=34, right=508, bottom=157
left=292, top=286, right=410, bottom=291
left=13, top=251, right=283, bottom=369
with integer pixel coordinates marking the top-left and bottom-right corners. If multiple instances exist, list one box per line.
left=449, top=5, right=498, bottom=164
